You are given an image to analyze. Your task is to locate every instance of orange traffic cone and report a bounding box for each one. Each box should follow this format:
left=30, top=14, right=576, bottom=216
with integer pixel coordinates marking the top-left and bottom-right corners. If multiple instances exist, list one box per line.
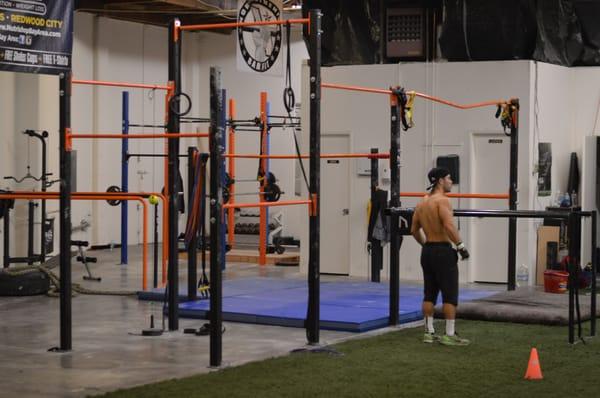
left=524, top=348, right=543, bottom=380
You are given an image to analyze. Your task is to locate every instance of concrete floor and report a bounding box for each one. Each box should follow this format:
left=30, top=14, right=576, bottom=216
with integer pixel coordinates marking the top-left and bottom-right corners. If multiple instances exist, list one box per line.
left=0, top=246, right=410, bottom=398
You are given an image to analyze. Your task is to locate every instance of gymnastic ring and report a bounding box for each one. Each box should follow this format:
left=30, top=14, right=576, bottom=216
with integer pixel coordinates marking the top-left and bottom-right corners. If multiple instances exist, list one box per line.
left=169, top=92, right=192, bottom=117
left=283, top=87, right=295, bottom=114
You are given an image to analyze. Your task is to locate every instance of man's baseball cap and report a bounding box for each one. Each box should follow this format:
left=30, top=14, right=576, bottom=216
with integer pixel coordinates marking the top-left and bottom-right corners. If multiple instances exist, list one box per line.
left=427, top=167, right=451, bottom=190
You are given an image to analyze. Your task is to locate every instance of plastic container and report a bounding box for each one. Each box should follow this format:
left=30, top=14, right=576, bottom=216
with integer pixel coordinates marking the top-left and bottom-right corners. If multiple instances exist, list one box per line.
left=544, top=270, right=569, bottom=293
left=517, top=264, right=529, bottom=286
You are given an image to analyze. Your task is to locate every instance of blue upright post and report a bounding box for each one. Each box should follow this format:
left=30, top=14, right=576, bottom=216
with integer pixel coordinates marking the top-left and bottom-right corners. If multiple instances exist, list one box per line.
left=220, top=89, right=227, bottom=270
left=121, top=91, right=129, bottom=265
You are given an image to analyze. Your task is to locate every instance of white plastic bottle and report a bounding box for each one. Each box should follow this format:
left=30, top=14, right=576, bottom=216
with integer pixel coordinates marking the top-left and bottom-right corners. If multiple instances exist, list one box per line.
left=517, top=264, right=529, bottom=287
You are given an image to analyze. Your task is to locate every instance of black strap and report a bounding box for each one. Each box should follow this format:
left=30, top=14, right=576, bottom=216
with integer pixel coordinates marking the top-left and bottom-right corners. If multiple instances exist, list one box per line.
left=391, top=87, right=410, bottom=131
left=282, top=21, right=309, bottom=193
left=283, top=21, right=295, bottom=114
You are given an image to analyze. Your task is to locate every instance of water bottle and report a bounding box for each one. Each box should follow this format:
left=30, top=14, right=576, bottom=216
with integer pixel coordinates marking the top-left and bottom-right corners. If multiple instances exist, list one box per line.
left=554, top=191, right=562, bottom=207
left=517, top=264, right=529, bottom=287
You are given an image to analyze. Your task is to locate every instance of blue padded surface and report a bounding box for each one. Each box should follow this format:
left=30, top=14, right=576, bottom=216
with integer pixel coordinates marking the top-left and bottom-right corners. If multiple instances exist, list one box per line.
left=174, top=277, right=495, bottom=332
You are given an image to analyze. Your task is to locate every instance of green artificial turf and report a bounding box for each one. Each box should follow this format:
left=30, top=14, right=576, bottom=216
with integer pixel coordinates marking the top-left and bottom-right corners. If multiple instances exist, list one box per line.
left=102, top=320, right=600, bottom=398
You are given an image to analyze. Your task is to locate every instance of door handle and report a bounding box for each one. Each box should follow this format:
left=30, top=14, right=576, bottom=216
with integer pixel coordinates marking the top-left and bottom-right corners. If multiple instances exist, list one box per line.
left=342, top=208, right=349, bottom=215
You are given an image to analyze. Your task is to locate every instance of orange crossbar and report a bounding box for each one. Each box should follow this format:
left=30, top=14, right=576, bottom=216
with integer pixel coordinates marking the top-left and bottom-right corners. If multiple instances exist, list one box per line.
left=18, top=190, right=169, bottom=281
left=409, top=92, right=505, bottom=110
left=321, top=82, right=508, bottom=109
left=400, top=192, right=509, bottom=199
left=0, top=193, right=150, bottom=290
left=224, top=153, right=390, bottom=159
left=72, top=78, right=171, bottom=91
left=70, top=133, right=209, bottom=139
left=223, top=199, right=312, bottom=210
left=322, top=82, right=393, bottom=96
left=179, top=18, right=309, bottom=32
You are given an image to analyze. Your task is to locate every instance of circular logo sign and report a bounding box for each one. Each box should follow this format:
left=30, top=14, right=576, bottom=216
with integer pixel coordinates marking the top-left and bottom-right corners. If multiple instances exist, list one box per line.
left=238, top=0, right=282, bottom=72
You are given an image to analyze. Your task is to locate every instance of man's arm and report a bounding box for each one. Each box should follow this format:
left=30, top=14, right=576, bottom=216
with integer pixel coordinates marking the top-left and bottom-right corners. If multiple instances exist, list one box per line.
left=411, top=207, right=426, bottom=246
left=438, top=198, right=462, bottom=245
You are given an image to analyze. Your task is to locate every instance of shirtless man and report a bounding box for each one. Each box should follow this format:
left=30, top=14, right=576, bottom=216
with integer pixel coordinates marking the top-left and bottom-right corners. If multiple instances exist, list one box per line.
left=411, top=167, right=471, bottom=346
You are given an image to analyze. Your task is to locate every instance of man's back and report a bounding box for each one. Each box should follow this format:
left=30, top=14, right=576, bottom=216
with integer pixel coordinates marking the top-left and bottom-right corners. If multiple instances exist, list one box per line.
left=414, top=193, right=451, bottom=243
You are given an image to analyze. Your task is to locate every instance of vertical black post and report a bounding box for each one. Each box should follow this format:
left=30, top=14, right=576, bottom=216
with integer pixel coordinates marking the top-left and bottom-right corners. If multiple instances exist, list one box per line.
left=209, top=67, right=224, bottom=367
left=388, top=95, right=401, bottom=326
left=167, top=19, right=181, bottom=330
left=567, top=211, right=581, bottom=344
left=220, top=90, right=227, bottom=271
left=201, top=153, right=208, bottom=282
left=153, top=203, right=159, bottom=289
left=507, top=101, right=519, bottom=290
left=187, top=146, right=198, bottom=301
left=370, top=148, right=382, bottom=283
left=307, top=9, right=322, bottom=345
left=567, top=212, right=575, bottom=344
left=40, top=133, right=47, bottom=260
left=27, top=201, right=35, bottom=265
left=591, top=210, right=597, bottom=336
left=121, top=91, right=129, bottom=265
left=59, top=71, right=72, bottom=351
left=3, top=209, right=9, bottom=268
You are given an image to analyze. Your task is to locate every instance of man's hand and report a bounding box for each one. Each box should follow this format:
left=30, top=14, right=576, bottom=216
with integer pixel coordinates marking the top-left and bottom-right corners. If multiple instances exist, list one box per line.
left=456, top=242, right=470, bottom=260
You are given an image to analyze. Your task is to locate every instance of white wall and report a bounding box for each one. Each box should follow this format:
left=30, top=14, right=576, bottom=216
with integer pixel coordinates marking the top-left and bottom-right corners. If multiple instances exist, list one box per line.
left=0, top=71, right=59, bottom=260
left=68, top=14, right=309, bottom=247
left=526, top=63, right=600, bottom=268
left=569, top=66, right=600, bottom=265
left=0, top=72, right=17, bottom=260
left=301, top=60, right=600, bottom=282
left=301, top=61, right=534, bottom=282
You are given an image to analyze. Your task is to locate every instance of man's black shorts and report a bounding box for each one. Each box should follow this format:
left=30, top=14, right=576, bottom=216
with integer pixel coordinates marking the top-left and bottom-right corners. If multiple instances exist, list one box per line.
left=420, top=242, right=458, bottom=306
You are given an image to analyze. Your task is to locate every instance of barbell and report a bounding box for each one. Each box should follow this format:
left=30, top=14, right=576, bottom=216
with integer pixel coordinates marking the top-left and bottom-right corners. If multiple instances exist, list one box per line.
left=106, top=186, right=122, bottom=206
left=222, top=182, right=281, bottom=204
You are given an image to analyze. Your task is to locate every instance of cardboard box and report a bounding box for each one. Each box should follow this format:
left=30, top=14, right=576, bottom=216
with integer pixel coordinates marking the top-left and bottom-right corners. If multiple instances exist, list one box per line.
left=536, top=226, right=560, bottom=285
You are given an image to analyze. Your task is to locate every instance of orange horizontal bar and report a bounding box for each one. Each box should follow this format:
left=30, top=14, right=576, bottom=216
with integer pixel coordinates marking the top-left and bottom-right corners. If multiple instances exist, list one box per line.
left=322, top=83, right=508, bottom=109
left=0, top=193, right=149, bottom=290
left=72, top=78, right=171, bottom=91
left=223, top=199, right=311, bottom=209
left=70, top=133, right=209, bottom=139
left=223, top=153, right=390, bottom=159
left=400, top=192, right=509, bottom=199
left=409, top=92, right=505, bottom=110
left=322, top=82, right=393, bottom=95
left=179, top=18, right=309, bottom=32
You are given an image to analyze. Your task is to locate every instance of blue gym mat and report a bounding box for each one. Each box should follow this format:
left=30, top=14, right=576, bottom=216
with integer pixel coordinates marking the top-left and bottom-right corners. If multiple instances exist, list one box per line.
left=140, top=277, right=496, bottom=332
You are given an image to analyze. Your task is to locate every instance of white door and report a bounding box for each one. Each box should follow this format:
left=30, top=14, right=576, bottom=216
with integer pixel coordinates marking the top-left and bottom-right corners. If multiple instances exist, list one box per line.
left=320, top=135, right=350, bottom=275
left=471, top=134, right=510, bottom=283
